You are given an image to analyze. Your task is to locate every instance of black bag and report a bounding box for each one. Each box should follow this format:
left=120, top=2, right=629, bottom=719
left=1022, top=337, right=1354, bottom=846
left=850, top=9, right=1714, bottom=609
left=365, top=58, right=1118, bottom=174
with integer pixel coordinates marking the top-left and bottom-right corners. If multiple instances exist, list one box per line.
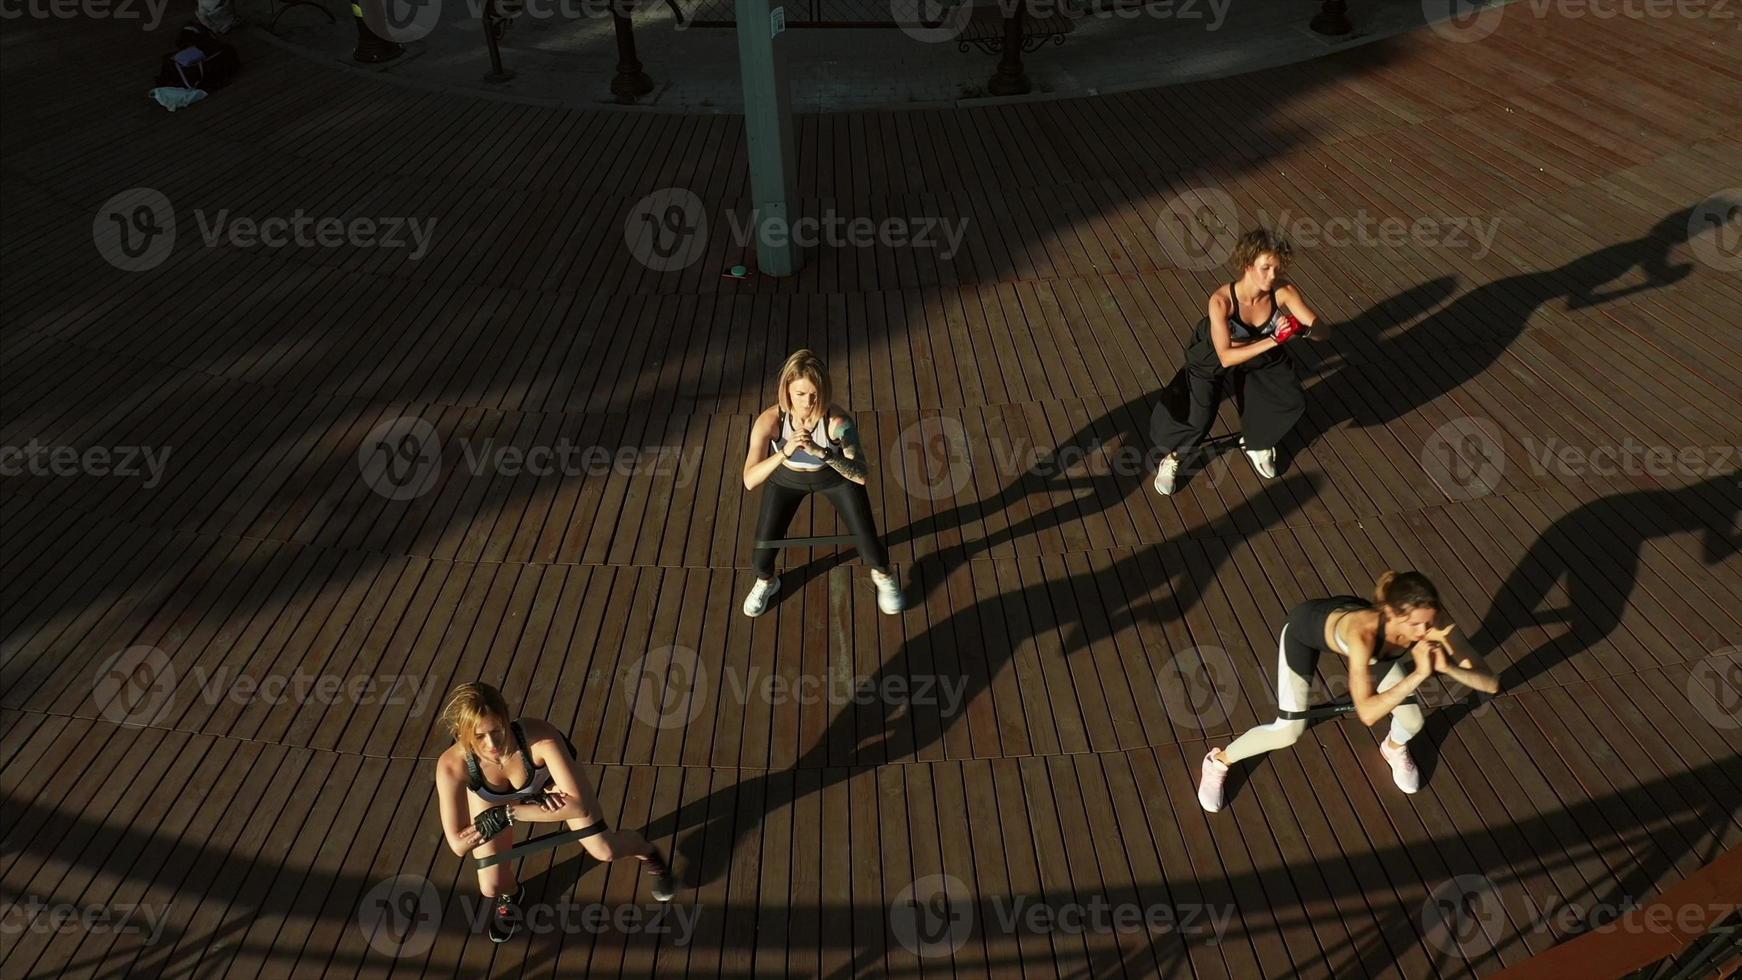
left=157, top=24, right=239, bottom=90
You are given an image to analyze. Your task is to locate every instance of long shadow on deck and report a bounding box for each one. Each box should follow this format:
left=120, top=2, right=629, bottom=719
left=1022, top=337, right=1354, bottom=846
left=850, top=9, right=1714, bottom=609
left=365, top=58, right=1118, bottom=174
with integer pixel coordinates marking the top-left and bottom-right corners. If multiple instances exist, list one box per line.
left=4, top=752, right=1736, bottom=978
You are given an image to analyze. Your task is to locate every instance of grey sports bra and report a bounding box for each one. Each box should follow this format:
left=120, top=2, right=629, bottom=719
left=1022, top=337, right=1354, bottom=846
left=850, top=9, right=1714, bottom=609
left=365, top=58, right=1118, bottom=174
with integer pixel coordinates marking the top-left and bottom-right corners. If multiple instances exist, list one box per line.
left=464, top=720, right=555, bottom=805
left=1227, top=282, right=1287, bottom=340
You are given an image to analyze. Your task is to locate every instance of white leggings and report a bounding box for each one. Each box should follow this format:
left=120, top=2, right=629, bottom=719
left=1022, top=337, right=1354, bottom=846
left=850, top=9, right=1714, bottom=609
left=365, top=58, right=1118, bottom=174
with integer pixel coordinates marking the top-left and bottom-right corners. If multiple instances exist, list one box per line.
left=1221, top=623, right=1424, bottom=765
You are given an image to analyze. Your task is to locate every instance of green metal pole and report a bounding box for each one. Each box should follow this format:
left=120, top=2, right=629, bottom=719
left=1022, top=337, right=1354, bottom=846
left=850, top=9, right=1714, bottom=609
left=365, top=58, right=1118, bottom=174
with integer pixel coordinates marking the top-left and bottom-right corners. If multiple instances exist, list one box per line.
left=733, top=0, right=799, bottom=277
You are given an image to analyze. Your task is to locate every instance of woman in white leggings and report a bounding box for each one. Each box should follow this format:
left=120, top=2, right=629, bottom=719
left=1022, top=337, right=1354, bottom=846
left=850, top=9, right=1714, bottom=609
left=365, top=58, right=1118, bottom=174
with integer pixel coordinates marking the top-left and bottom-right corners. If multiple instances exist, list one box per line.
left=1197, top=571, right=1499, bottom=812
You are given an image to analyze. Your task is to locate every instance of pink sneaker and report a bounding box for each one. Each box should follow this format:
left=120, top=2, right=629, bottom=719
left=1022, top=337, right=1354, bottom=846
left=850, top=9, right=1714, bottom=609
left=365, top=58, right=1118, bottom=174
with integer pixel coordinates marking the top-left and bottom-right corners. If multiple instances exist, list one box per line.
left=1381, top=739, right=1421, bottom=794
left=1197, top=749, right=1230, bottom=812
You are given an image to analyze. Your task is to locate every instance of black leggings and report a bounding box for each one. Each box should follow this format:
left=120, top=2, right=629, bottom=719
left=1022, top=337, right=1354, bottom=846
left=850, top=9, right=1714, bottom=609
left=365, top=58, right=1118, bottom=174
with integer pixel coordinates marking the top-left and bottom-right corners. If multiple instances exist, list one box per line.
left=752, top=470, right=890, bottom=578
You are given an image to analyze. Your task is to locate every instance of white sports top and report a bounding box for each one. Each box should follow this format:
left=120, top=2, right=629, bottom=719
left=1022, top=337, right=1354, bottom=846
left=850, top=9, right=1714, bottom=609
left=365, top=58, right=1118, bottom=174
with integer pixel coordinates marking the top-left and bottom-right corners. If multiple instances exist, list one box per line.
left=771, top=411, right=834, bottom=471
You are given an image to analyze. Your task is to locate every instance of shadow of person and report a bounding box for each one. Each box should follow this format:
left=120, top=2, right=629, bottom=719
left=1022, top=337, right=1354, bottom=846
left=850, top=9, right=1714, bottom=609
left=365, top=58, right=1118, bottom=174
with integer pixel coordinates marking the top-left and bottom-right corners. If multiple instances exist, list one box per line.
left=1297, top=205, right=1704, bottom=439
left=877, top=279, right=1460, bottom=609
left=652, top=475, right=1319, bottom=890
left=1472, top=474, right=1741, bottom=694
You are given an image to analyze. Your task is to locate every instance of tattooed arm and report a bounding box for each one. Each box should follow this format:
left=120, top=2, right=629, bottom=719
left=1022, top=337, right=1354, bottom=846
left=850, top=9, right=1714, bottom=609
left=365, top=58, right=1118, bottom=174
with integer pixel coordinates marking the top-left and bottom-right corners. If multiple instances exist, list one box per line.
left=822, top=411, right=869, bottom=485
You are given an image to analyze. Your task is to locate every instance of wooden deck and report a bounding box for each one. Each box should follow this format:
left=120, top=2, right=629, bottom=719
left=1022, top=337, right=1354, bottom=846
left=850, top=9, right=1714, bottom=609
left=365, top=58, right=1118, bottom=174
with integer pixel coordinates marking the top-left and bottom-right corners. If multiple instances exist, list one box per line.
left=2, top=6, right=1740, bottom=979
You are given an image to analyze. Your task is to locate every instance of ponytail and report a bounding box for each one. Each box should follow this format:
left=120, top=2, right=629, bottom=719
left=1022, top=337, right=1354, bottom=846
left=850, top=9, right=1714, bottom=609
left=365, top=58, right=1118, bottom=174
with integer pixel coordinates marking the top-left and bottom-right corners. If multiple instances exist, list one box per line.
left=1374, top=570, right=1439, bottom=613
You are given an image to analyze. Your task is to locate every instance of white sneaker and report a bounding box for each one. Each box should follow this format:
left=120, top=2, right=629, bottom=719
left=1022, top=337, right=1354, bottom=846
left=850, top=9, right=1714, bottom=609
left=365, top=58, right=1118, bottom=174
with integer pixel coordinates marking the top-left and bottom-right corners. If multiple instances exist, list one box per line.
left=871, top=569, right=904, bottom=614
left=1197, top=749, right=1230, bottom=813
left=1153, top=453, right=1181, bottom=495
left=1242, top=440, right=1277, bottom=479
left=742, top=576, right=779, bottom=617
left=1380, top=739, right=1421, bottom=794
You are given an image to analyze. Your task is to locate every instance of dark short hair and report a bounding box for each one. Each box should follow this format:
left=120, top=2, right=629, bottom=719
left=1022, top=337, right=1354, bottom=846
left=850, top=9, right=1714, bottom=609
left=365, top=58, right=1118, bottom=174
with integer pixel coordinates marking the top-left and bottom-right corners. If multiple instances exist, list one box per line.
left=1373, top=570, right=1440, bottom=613
left=1230, top=228, right=1293, bottom=275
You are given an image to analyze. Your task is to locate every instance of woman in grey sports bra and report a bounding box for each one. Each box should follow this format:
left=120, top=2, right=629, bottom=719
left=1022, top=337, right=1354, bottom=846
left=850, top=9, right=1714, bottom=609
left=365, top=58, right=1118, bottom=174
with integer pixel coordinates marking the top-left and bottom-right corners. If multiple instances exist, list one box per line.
left=435, top=683, right=674, bottom=942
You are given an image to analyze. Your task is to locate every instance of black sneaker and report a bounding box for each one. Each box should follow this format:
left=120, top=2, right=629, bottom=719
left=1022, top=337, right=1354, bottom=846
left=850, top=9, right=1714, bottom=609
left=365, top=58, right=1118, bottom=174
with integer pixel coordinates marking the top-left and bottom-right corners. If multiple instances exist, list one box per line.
left=488, top=887, right=523, bottom=943
left=645, top=850, right=676, bottom=903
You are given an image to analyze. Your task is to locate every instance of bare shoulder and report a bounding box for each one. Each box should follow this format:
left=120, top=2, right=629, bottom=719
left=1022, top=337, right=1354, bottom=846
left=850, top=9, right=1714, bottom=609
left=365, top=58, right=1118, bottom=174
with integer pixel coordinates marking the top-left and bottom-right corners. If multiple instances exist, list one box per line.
left=827, top=405, right=855, bottom=436
left=1275, top=282, right=1307, bottom=304
left=750, top=405, right=781, bottom=437
left=435, top=744, right=467, bottom=784
left=1207, top=288, right=1233, bottom=315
